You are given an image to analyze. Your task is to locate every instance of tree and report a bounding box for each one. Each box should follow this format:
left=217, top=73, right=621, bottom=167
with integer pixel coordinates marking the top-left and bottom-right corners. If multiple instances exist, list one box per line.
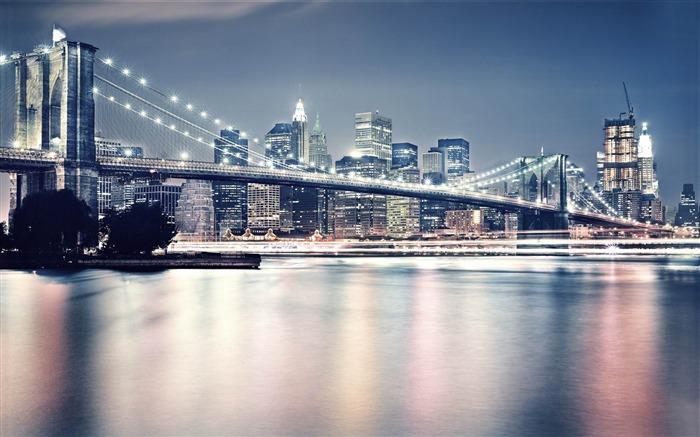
left=100, top=202, right=176, bottom=255
left=12, top=189, right=96, bottom=253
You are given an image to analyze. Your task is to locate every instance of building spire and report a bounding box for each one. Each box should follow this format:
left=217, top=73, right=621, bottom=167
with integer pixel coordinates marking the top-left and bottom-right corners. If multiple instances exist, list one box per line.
left=293, top=98, right=307, bottom=122
left=311, top=112, right=323, bottom=134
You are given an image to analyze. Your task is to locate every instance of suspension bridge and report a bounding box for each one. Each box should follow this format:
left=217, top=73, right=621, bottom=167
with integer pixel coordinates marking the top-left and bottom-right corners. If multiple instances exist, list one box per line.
left=0, top=39, right=664, bottom=234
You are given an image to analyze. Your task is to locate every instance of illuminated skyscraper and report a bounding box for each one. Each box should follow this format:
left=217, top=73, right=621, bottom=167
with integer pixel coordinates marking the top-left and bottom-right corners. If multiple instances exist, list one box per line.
left=391, top=143, right=418, bottom=170
left=637, top=122, right=657, bottom=194
left=355, top=111, right=392, bottom=165
left=334, top=155, right=387, bottom=238
left=437, top=138, right=470, bottom=181
left=265, top=123, right=293, bottom=164
left=601, top=106, right=641, bottom=220
left=308, top=113, right=332, bottom=170
left=175, top=179, right=215, bottom=241
left=675, top=184, right=699, bottom=227
left=213, top=129, right=248, bottom=235
left=387, top=166, right=420, bottom=237
left=291, top=99, right=309, bottom=163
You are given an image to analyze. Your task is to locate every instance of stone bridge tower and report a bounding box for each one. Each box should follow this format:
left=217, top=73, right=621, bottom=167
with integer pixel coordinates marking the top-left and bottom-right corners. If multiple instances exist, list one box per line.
left=10, top=40, right=98, bottom=220
left=517, top=154, right=569, bottom=231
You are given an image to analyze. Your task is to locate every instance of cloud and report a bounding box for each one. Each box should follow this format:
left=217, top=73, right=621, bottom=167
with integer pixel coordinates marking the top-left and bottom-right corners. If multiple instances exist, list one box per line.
left=35, top=1, right=289, bottom=26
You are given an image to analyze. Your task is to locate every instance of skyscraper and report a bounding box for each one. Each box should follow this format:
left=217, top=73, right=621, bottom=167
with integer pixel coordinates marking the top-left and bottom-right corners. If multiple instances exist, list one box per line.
left=637, top=122, right=657, bottom=194
left=355, top=111, right=392, bottom=165
left=421, top=151, right=447, bottom=232
left=308, top=113, right=332, bottom=170
left=391, top=143, right=418, bottom=170
left=175, top=179, right=215, bottom=241
left=265, top=123, right=293, bottom=164
left=387, top=166, right=421, bottom=237
left=291, top=99, right=309, bottom=163
left=134, top=183, right=182, bottom=224
left=334, top=155, right=388, bottom=238
left=213, top=129, right=248, bottom=235
left=601, top=108, right=641, bottom=220
left=437, top=138, right=470, bottom=181
left=675, top=184, right=699, bottom=227
left=247, top=183, right=280, bottom=231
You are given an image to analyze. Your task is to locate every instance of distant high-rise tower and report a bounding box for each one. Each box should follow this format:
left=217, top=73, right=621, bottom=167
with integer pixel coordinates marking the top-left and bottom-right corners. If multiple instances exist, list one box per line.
left=437, top=138, right=470, bottom=181
left=309, top=113, right=332, bottom=170
left=637, top=122, right=657, bottom=194
left=600, top=91, right=642, bottom=220
left=291, top=99, right=309, bottom=163
left=421, top=150, right=447, bottom=232
left=603, top=116, right=638, bottom=192
left=213, top=129, right=248, bottom=235
left=675, top=184, right=699, bottom=227
left=391, top=143, right=418, bottom=170
left=334, top=155, right=388, bottom=238
left=175, top=179, right=215, bottom=241
left=355, top=111, right=392, bottom=165
left=265, top=123, right=293, bottom=164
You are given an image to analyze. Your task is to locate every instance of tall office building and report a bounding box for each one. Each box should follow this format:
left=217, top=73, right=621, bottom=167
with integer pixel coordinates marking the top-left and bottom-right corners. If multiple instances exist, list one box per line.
left=603, top=116, right=638, bottom=192
left=265, top=123, right=293, bottom=164
left=355, top=111, right=392, bottom=164
left=134, top=183, right=182, bottom=224
left=637, top=122, right=657, bottom=194
left=95, top=136, right=144, bottom=217
left=175, top=179, right=215, bottom=240
left=595, top=151, right=605, bottom=191
left=291, top=99, right=310, bottom=163
left=247, top=183, right=281, bottom=231
left=334, top=155, right=388, bottom=238
left=421, top=151, right=447, bottom=232
left=637, top=123, right=662, bottom=223
left=387, top=166, right=421, bottom=237
left=391, top=143, right=418, bottom=170
left=600, top=109, right=641, bottom=220
left=309, top=113, right=332, bottom=170
left=437, top=138, right=470, bottom=181
left=675, top=183, right=699, bottom=227
left=213, top=129, right=248, bottom=235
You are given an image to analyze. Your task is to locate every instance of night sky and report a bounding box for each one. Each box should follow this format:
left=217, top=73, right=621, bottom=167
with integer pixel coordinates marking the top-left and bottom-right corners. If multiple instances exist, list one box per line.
left=1, top=1, right=698, bottom=221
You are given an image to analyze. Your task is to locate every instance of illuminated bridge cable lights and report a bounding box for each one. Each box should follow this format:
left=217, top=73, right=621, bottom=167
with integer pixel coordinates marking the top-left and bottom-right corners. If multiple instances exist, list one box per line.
left=95, top=56, right=269, bottom=157
left=94, top=86, right=344, bottom=177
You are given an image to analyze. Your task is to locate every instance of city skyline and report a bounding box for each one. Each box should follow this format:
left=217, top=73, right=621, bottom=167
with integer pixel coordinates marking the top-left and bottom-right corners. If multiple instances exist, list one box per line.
left=0, top=1, right=698, bottom=222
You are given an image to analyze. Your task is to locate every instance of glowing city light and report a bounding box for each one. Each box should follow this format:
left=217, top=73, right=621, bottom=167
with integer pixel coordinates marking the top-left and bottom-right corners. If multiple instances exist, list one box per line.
left=139, top=78, right=147, bottom=85
left=104, top=58, right=113, bottom=65
left=122, top=68, right=130, bottom=76
left=180, top=152, right=189, bottom=160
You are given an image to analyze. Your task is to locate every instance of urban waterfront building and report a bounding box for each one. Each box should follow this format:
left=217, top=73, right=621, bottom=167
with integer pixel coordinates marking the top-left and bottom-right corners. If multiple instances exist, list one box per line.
left=445, top=209, right=483, bottom=235
left=134, top=183, right=182, bottom=224
left=420, top=151, right=447, bottom=232
left=391, top=143, right=418, bottom=170
left=437, top=138, right=470, bottom=181
left=308, top=113, right=332, bottom=170
left=600, top=107, right=641, bottom=220
left=355, top=111, right=392, bottom=164
left=291, top=99, right=310, bottom=163
left=675, top=183, right=699, bottom=227
left=265, top=123, right=293, bottom=164
left=387, top=166, right=421, bottom=237
left=175, top=179, right=215, bottom=240
left=595, top=151, right=605, bottom=191
left=247, top=183, right=281, bottom=231
left=334, top=155, right=388, bottom=238
left=636, top=122, right=662, bottom=223
left=213, top=129, right=248, bottom=235
left=95, top=136, right=144, bottom=217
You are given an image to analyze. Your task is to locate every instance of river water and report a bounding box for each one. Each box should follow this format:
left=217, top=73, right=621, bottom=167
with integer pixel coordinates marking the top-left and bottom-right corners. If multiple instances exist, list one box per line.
left=1, top=256, right=698, bottom=436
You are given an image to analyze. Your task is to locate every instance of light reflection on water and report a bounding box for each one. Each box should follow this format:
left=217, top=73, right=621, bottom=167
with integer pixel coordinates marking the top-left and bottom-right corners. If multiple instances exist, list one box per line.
left=1, top=256, right=698, bottom=436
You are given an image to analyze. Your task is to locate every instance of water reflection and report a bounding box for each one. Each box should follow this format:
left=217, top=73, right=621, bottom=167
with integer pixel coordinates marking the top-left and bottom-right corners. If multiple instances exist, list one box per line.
left=1, top=257, right=698, bottom=436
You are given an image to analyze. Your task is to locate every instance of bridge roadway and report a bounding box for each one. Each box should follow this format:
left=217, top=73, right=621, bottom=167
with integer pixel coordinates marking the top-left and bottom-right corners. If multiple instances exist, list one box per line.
left=0, top=148, right=661, bottom=230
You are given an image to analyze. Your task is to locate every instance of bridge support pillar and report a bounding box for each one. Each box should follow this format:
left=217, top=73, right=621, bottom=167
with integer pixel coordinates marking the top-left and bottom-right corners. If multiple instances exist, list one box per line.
left=10, top=41, right=99, bottom=224
left=518, top=210, right=570, bottom=240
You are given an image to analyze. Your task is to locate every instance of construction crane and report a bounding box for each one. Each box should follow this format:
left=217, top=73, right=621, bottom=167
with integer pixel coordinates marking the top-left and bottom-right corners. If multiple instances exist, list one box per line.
left=623, top=81, right=634, bottom=119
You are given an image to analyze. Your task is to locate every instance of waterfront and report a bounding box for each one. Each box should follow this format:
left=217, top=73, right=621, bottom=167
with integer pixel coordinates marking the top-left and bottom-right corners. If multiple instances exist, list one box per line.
left=1, top=256, right=698, bottom=436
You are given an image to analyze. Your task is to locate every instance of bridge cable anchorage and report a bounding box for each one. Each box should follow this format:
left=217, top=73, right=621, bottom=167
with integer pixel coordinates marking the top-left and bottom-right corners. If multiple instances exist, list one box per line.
left=95, top=55, right=325, bottom=173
